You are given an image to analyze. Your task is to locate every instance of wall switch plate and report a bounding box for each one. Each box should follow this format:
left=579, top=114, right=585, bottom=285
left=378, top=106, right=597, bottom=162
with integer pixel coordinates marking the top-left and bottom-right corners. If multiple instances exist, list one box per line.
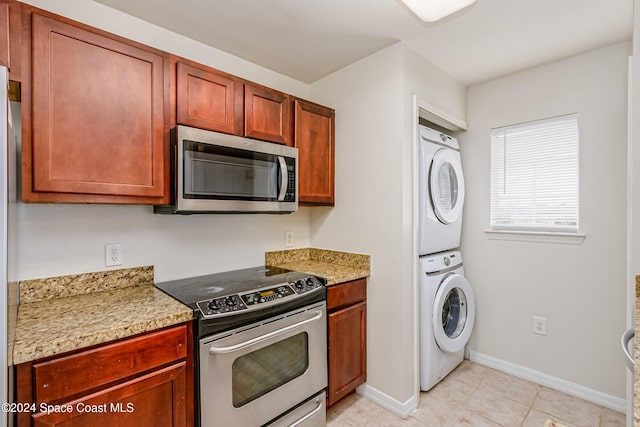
left=105, top=243, right=122, bottom=267
left=285, top=231, right=294, bottom=248
left=533, top=316, right=547, bottom=336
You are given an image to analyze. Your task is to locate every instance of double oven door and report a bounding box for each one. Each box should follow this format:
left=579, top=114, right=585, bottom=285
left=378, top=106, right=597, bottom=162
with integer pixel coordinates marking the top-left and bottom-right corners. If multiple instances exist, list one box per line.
left=199, top=302, right=327, bottom=427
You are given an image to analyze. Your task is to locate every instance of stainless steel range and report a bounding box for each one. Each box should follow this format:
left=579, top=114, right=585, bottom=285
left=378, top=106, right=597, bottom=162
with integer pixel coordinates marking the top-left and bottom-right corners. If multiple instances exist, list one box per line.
left=155, top=266, right=327, bottom=427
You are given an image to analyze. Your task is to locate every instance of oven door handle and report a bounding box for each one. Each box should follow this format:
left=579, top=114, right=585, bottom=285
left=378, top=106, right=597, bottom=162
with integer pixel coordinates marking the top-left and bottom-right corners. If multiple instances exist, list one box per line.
left=208, top=310, right=323, bottom=355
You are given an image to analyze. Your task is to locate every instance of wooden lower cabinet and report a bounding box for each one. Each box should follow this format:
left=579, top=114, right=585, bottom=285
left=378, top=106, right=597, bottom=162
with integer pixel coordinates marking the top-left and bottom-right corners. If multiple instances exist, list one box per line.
left=32, top=363, right=186, bottom=427
left=16, top=323, right=193, bottom=427
left=327, top=279, right=367, bottom=407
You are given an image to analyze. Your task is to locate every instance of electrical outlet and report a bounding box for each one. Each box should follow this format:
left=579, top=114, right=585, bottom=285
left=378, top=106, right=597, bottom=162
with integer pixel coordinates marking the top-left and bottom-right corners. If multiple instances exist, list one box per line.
left=533, top=316, right=547, bottom=336
left=105, top=243, right=122, bottom=267
left=285, top=231, right=294, bottom=248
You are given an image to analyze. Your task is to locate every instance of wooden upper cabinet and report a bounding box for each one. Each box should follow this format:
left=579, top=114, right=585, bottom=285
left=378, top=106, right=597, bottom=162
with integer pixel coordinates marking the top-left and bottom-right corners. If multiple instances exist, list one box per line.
left=175, top=61, right=242, bottom=135
left=294, top=98, right=335, bottom=205
left=244, top=83, right=292, bottom=146
left=0, top=1, right=21, bottom=78
left=23, top=11, right=169, bottom=204
left=0, top=3, right=8, bottom=68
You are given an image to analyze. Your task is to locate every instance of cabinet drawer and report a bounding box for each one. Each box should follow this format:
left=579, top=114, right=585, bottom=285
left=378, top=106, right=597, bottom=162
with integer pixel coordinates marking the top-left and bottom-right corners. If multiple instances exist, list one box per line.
left=327, top=279, right=366, bottom=311
left=34, top=325, right=187, bottom=404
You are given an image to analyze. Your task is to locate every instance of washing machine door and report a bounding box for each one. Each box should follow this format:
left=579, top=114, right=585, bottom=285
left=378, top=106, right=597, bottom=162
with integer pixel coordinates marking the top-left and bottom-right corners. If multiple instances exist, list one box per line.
left=429, top=149, right=465, bottom=224
left=432, top=273, right=475, bottom=353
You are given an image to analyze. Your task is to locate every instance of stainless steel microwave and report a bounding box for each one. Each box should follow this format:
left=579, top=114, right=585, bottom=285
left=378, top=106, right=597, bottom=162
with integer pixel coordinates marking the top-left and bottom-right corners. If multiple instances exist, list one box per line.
left=154, top=125, right=297, bottom=214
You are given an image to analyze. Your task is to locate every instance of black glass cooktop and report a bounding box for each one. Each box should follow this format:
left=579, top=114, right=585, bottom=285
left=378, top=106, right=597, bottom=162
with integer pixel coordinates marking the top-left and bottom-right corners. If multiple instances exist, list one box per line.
left=155, top=265, right=316, bottom=310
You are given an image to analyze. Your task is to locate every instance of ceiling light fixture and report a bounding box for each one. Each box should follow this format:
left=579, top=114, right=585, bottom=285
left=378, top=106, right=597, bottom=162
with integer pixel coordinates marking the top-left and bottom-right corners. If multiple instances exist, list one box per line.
left=400, top=0, right=477, bottom=22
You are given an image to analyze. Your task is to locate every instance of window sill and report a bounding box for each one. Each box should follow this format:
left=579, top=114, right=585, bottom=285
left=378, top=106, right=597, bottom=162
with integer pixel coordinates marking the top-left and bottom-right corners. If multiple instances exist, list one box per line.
left=484, top=230, right=585, bottom=245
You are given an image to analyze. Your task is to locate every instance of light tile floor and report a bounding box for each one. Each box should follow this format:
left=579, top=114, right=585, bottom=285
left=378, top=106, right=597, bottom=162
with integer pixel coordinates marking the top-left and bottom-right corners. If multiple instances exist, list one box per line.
left=327, top=360, right=625, bottom=427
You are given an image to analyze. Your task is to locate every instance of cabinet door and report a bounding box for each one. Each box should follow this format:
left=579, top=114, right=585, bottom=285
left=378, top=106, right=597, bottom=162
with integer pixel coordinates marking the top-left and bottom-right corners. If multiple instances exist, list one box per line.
left=0, top=3, right=8, bottom=68
left=25, top=12, right=168, bottom=203
left=328, top=301, right=366, bottom=407
left=294, top=99, right=335, bottom=205
left=32, top=363, right=187, bottom=427
left=176, top=61, right=241, bottom=135
left=244, top=83, right=292, bottom=146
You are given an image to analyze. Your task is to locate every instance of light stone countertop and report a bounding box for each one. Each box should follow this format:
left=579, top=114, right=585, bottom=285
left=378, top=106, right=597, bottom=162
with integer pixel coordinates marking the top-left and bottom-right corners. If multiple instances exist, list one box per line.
left=13, top=267, right=193, bottom=365
left=265, top=248, right=370, bottom=285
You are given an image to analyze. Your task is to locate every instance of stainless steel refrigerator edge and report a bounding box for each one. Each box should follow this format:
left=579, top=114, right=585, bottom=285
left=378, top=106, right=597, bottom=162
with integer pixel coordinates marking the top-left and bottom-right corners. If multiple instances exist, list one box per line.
left=1, top=65, right=18, bottom=427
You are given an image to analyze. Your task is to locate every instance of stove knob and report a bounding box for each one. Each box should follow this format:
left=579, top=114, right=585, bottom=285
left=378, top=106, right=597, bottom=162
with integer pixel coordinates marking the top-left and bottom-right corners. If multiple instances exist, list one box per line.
left=305, top=278, right=315, bottom=286
left=225, top=296, right=237, bottom=307
left=295, top=280, right=305, bottom=289
left=208, top=300, right=221, bottom=310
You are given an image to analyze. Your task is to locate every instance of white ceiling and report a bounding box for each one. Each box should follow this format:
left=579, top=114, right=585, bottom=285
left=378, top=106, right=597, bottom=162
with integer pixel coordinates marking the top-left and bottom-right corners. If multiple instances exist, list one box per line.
left=94, top=0, right=633, bottom=86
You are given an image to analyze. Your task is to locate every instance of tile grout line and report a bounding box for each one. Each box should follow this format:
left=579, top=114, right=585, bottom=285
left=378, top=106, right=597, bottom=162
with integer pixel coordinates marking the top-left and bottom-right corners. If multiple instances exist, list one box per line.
left=519, top=386, right=540, bottom=427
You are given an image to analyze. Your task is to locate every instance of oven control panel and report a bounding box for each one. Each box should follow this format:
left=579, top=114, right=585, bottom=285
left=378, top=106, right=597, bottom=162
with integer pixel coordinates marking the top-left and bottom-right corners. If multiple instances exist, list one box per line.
left=242, top=285, right=295, bottom=306
left=196, top=276, right=324, bottom=318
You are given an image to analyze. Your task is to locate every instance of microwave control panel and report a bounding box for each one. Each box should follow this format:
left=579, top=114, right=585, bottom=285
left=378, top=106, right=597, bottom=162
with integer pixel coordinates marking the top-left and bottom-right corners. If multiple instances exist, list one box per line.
left=196, top=276, right=323, bottom=318
left=284, top=158, right=296, bottom=202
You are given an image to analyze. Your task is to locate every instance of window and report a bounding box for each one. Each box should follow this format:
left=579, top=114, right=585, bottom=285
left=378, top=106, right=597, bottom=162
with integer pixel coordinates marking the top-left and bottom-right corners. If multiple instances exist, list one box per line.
left=490, top=114, right=579, bottom=233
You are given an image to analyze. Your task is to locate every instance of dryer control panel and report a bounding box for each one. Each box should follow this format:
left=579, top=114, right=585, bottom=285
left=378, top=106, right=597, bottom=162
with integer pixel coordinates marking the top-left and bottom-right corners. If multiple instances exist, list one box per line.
left=421, top=251, right=463, bottom=274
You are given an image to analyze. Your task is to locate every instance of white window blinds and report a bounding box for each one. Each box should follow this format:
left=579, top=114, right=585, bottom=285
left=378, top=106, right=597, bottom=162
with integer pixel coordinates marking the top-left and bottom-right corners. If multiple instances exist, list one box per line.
left=490, top=114, right=579, bottom=233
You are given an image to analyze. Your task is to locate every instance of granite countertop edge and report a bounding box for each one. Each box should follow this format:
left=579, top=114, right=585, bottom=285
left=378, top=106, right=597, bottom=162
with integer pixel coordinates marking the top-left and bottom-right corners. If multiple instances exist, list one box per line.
left=13, top=309, right=193, bottom=365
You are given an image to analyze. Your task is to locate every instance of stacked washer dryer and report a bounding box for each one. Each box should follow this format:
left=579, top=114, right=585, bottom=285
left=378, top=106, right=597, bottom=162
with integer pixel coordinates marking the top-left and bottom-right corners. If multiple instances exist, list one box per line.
left=418, top=125, right=476, bottom=391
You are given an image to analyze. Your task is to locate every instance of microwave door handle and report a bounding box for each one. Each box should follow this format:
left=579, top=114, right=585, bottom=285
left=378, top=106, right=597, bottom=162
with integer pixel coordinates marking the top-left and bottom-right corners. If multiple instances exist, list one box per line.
left=277, top=156, right=287, bottom=201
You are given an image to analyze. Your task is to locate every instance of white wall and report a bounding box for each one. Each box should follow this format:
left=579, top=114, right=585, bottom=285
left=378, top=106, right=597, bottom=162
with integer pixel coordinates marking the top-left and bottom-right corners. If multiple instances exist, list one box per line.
left=309, top=43, right=406, bottom=404
left=16, top=205, right=311, bottom=282
left=460, top=42, right=630, bottom=399
left=628, top=3, right=639, bottom=423
left=13, top=0, right=313, bottom=282
left=308, top=42, right=467, bottom=410
left=631, top=1, right=640, bottom=322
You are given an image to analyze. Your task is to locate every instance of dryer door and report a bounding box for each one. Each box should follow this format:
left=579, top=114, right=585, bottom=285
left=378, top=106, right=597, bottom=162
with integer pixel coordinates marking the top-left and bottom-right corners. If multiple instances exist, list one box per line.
left=432, top=273, right=475, bottom=353
left=429, top=149, right=465, bottom=224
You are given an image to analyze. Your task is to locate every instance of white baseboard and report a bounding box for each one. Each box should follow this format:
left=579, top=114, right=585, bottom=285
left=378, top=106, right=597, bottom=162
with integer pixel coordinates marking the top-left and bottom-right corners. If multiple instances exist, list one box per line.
left=356, top=384, right=418, bottom=419
left=469, top=351, right=626, bottom=413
